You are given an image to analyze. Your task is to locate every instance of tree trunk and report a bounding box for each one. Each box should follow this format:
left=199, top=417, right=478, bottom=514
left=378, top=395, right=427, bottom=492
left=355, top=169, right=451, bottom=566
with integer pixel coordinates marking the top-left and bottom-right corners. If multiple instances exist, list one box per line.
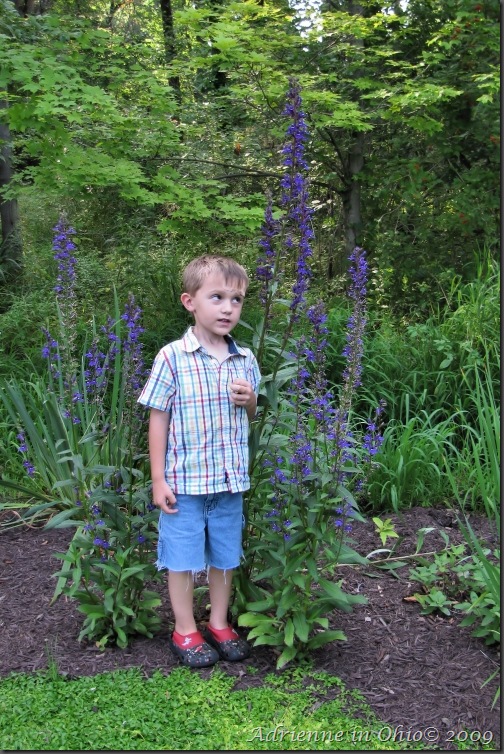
left=341, top=130, right=364, bottom=256
left=0, top=100, right=22, bottom=285
left=342, top=1, right=365, bottom=255
left=158, top=0, right=180, bottom=92
left=12, top=0, right=36, bottom=15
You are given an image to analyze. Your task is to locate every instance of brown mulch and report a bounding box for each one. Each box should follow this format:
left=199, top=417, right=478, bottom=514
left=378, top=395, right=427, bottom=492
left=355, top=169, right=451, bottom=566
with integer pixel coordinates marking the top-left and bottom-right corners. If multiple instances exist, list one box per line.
left=0, top=506, right=500, bottom=750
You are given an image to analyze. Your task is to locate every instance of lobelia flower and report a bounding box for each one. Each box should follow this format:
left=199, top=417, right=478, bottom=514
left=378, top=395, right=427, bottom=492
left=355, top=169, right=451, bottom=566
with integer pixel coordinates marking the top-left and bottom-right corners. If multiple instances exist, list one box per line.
left=121, top=293, right=146, bottom=395
left=255, top=79, right=313, bottom=328
left=52, top=215, right=78, bottom=368
left=44, top=215, right=82, bottom=422
left=354, top=399, right=387, bottom=493
left=52, top=216, right=77, bottom=297
left=16, top=431, right=36, bottom=477
left=41, top=328, right=61, bottom=380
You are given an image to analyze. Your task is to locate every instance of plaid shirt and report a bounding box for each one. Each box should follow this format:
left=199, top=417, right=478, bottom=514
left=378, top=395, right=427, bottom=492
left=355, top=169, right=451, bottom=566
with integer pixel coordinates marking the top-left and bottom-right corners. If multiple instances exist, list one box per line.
left=138, top=327, right=261, bottom=495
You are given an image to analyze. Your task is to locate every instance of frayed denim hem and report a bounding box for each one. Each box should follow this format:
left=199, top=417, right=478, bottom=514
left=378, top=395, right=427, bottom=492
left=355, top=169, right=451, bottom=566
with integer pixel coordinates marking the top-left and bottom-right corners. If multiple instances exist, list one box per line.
left=156, top=562, right=206, bottom=580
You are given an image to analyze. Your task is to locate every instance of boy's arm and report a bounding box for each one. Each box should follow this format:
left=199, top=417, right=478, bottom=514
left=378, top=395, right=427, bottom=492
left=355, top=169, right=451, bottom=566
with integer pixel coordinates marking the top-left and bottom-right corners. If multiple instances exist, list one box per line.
left=149, top=408, right=178, bottom=513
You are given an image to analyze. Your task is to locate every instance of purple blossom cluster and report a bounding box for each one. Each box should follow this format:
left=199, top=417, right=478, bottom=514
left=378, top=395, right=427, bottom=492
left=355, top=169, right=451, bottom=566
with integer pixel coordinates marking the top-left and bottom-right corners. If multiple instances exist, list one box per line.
left=121, top=293, right=146, bottom=394
left=41, top=328, right=61, bottom=380
left=83, top=503, right=110, bottom=549
left=52, top=216, right=77, bottom=298
left=39, top=216, right=81, bottom=423
left=16, top=431, right=35, bottom=477
left=84, top=338, right=107, bottom=395
left=363, top=399, right=386, bottom=458
left=305, top=302, right=335, bottom=428
left=354, top=399, right=387, bottom=493
left=260, top=453, right=291, bottom=540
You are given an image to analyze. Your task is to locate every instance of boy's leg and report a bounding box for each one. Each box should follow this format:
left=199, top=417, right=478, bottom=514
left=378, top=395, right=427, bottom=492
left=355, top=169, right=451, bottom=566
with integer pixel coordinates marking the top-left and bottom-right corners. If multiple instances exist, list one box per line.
left=168, top=570, right=197, bottom=635
left=205, top=566, right=250, bottom=661
left=208, top=567, right=234, bottom=630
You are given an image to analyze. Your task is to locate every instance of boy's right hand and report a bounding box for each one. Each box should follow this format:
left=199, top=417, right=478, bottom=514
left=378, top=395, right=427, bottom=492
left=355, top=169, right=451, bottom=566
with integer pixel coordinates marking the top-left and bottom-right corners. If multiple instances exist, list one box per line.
left=152, top=480, right=178, bottom=514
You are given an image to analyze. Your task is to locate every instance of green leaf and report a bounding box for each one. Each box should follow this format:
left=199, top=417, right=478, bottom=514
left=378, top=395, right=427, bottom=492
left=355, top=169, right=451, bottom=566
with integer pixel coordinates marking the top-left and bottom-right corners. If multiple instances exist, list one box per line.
left=276, top=645, right=298, bottom=669
left=292, top=612, right=310, bottom=643
left=307, top=630, right=347, bottom=650
left=238, top=612, right=273, bottom=628
left=252, top=634, right=283, bottom=647
left=319, top=578, right=367, bottom=611
left=44, top=508, right=82, bottom=529
left=284, top=618, right=294, bottom=647
left=245, top=597, right=275, bottom=612
left=77, top=604, right=106, bottom=618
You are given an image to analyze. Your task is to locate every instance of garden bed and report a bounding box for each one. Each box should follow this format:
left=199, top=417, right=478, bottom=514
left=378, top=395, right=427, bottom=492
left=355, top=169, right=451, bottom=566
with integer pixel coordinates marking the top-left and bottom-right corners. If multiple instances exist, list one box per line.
left=0, top=506, right=500, bottom=750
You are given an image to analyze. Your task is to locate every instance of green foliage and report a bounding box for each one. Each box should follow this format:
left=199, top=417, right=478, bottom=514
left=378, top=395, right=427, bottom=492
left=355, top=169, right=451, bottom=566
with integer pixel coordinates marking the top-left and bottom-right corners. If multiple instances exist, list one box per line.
left=322, top=256, right=500, bottom=515
left=52, top=491, right=162, bottom=648
left=409, top=540, right=500, bottom=648
left=0, top=292, right=55, bottom=377
left=2, top=0, right=499, bottom=310
left=0, top=666, right=422, bottom=751
left=446, top=356, right=500, bottom=518
left=328, top=254, right=499, bottom=425
left=0, top=5, right=266, bottom=252
left=372, top=517, right=399, bottom=548
left=414, top=588, right=453, bottom=617
left=364, top=410, right=458, bottom=513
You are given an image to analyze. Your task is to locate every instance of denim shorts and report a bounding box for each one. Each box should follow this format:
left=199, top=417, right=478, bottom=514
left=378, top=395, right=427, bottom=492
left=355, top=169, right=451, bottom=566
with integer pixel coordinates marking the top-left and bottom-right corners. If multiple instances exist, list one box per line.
left=156, top=491, right=244, bottom=573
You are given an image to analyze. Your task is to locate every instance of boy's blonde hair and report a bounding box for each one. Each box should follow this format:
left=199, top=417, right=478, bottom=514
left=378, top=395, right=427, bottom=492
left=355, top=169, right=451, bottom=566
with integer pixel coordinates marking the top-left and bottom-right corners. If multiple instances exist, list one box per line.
left=182, top=254, right=249, bottom=295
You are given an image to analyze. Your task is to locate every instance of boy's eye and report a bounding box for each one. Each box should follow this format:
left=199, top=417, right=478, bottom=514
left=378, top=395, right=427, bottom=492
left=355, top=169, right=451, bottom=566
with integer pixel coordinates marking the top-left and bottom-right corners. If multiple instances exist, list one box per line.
left=233, top=296, right=243, bottom=304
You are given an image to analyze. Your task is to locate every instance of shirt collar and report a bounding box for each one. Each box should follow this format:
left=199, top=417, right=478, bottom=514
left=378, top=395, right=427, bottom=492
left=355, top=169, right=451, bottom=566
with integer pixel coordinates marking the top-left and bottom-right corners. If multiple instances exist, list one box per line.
left=181, top=327, right=246, bottom=357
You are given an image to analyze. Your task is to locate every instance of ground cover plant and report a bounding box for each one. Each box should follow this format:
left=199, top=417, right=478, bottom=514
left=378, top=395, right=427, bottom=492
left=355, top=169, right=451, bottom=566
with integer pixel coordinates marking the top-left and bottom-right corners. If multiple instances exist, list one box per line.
left=0, top=665, right=426, bottom=751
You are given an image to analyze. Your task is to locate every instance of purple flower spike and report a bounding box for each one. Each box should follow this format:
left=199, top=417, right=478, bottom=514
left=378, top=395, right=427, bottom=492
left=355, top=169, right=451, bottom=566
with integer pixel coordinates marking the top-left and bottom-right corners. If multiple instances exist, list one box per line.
left=254, top=78, right=313, bottom=326
left=121, top=293, right=146, bottom=395
left=52, top=216, right=77, bottom=303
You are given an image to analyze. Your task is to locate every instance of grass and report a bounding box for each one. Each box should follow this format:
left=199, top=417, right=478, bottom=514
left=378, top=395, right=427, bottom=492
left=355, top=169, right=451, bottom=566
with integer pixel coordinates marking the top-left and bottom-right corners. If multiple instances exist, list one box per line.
left=0, top=664, right=497, bottom=751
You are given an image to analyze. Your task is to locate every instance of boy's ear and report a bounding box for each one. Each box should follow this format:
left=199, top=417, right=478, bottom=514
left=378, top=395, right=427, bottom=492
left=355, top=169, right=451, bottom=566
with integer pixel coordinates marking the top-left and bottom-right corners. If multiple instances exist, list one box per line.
left=180, top=292, right=194, bottom=311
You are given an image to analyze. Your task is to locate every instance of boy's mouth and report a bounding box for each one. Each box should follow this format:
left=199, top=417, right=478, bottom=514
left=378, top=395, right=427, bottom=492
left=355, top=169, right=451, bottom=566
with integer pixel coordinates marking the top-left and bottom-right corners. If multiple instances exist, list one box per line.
left=217, top=318, right=231, bottom=324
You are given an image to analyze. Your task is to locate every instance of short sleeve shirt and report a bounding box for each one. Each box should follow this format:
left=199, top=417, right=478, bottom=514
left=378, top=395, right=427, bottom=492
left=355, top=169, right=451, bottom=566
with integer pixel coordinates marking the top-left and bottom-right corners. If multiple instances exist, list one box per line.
left=138, top=327, right=261, bottom=495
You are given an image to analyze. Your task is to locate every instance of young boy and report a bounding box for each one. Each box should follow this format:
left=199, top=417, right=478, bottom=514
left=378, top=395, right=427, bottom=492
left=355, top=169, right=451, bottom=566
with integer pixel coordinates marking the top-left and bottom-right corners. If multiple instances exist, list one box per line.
left=138, top=255, right=261, bottom=668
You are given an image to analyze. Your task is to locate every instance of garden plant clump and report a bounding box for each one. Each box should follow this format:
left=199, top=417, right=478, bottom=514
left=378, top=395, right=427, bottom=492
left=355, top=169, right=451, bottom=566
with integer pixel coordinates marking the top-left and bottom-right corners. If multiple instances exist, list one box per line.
left=234, top=80, right=390, bottom=667
left=1, top=216, right=163, bottom=649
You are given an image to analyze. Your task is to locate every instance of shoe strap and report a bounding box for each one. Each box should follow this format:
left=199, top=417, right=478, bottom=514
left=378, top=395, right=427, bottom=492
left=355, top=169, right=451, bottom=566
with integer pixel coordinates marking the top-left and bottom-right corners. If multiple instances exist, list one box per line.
left=208, top=624, right=239, bottom=642
left=172, top=630, right=205, bottom=649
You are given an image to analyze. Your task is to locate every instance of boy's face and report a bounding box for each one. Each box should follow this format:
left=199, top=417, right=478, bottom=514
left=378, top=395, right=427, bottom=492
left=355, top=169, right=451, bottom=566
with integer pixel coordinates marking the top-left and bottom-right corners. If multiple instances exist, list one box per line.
left=181, top=273, right=246, bottom=339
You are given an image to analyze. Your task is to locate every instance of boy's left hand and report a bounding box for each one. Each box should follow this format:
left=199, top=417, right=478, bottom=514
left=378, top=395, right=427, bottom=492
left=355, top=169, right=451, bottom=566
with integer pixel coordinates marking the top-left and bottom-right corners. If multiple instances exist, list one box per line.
left=229, top=378, right=254, bottom=409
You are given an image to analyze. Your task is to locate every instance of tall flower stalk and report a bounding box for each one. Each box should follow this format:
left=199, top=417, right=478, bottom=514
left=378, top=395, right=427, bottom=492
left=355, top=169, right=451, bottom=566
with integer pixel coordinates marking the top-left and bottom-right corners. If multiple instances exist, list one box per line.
left=254, top=79, right=314, bottom=370
left=51, top=215, right=80, bottom=422
left=238, top=80, right=380, bottom=669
